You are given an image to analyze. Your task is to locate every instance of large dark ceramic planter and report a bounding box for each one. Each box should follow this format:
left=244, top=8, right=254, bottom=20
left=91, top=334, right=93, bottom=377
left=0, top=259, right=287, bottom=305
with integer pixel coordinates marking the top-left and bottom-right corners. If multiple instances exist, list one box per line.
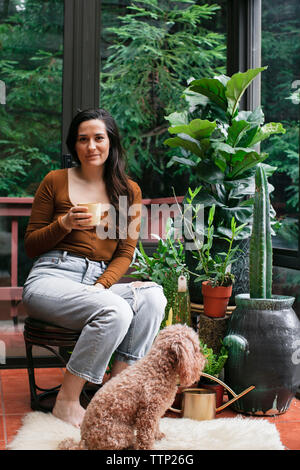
left=223, top=294, right=300, bottom=416
left=186, top=238, right=250, bottom=305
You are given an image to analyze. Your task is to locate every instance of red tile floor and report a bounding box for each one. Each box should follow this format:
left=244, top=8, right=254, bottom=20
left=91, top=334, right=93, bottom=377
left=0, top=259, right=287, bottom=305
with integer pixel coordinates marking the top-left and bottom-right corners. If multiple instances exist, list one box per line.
left=0, top=367, right=300, bottom=450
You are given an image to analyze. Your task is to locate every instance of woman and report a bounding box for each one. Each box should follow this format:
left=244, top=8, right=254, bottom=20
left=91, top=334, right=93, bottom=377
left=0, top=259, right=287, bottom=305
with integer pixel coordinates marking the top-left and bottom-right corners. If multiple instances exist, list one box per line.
left=22, top=108, right=167, bottom=427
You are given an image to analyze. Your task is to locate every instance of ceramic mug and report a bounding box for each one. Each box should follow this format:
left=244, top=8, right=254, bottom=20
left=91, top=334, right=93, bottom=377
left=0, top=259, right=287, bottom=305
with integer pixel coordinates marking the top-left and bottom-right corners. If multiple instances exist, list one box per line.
left=78, top=203, right=101, bottom=226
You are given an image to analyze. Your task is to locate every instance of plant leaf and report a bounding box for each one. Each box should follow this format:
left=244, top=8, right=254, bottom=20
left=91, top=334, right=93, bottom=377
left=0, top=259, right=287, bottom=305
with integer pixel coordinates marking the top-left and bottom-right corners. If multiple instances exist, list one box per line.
left=164, top=111, right=189, bottom=126
left=249, top=122, right=286, bottom=146
left=227, top=152, right=269, bottom=179
left=225, top=66, right=267, bottom=116
left=195, top=159, right=225, bottom=184
left=166, top=156, right=198, bottom=168
left=182, top=87, right=209, bottom=111
left=227, top=120, right=252, bottom=147
left=188, top=77, right=228, bottom=110
left=164, top=135, right=203, bottom=158
left=235, top=107, right=265, bottom=126
left=168, top=119, right=216, bottom=140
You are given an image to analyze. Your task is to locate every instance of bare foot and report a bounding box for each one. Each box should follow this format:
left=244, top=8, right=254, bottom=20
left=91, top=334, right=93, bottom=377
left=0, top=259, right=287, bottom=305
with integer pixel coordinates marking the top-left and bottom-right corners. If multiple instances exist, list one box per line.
left=52, top=398, right=86, bottom=428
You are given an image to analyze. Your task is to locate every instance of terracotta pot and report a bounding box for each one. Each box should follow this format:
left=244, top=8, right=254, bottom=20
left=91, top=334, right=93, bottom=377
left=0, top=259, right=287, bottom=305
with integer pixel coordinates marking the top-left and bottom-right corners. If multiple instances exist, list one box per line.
left=185, top=239, right=249, bottom=305
left=202, top=281, right=233, bottom=318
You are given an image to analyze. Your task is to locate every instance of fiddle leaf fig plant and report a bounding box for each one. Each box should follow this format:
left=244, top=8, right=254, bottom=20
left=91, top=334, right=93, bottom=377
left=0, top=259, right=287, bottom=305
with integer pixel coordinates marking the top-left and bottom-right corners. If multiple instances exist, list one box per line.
left=164, top=66, right=285, bottom=240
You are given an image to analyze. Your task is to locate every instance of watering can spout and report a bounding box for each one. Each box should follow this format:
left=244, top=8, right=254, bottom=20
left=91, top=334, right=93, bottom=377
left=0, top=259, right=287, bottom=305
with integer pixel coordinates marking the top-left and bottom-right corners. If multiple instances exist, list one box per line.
left=200, top=372, right=255, bottom=412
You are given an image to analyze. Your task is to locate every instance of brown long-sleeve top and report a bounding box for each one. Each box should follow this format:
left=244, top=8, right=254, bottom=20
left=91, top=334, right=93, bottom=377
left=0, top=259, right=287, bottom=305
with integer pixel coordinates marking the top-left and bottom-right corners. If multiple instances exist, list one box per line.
left=24, top=169, right=142, bottom=288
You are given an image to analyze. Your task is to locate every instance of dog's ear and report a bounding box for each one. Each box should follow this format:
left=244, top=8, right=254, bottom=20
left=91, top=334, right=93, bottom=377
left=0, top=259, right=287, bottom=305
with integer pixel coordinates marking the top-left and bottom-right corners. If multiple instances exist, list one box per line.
left=170, top=338, right=201, bottom=387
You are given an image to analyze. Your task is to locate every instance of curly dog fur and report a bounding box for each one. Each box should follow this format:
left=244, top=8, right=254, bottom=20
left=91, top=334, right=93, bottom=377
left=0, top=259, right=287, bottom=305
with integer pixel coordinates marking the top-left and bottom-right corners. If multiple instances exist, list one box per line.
left=58, top=324, right=206, bottom=450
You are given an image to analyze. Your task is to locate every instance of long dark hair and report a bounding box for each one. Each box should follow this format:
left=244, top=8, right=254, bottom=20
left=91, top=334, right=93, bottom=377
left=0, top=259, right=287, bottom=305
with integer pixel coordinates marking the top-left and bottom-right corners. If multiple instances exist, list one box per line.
left=66, top=108, right=134, bottom=213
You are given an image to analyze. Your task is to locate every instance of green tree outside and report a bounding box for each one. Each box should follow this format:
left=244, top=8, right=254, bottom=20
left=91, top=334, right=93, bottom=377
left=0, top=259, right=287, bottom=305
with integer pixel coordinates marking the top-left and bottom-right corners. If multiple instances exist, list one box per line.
left=100, top=0, right=226, bottom=197
left=1, top=0, right=298, bottom=217
left=0, top=0, right=63, bottom=197
left=261, top=0, right=300, bottom=214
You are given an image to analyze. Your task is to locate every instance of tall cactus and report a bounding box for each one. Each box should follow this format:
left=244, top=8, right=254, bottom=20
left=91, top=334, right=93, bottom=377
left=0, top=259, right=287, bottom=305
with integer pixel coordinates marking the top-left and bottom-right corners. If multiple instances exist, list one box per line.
left=249, top=165, right=272, bottom=298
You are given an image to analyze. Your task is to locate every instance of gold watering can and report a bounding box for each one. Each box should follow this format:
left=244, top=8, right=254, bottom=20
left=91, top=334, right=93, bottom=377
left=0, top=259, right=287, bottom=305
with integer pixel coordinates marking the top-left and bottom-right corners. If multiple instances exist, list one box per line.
left=169, top=372, right=255, bottom=421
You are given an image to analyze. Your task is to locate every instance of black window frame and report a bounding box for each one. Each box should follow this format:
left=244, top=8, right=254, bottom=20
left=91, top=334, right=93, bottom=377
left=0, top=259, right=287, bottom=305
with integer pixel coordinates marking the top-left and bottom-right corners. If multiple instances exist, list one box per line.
left=61, top=0, right=101, bottom=156
left=227, top=0, right=300, bottom=270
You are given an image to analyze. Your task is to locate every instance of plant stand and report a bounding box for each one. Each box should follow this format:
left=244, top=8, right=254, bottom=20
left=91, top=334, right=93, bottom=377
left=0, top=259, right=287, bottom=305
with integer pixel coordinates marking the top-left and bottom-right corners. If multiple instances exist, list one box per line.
left=198, top=314, right=229, bottom=354
left=191, top=304, right=233, bottom=354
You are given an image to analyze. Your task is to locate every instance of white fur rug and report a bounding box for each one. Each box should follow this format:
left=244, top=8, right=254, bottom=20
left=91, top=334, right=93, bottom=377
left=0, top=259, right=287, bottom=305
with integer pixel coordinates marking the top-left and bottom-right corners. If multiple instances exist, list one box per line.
left=8, top=412, right=284, bottom=450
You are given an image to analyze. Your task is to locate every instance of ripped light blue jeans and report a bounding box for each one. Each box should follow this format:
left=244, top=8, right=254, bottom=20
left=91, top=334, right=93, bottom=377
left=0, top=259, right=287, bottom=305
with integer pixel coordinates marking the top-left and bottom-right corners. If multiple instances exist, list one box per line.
left=22, top=250, right=167, bottom=384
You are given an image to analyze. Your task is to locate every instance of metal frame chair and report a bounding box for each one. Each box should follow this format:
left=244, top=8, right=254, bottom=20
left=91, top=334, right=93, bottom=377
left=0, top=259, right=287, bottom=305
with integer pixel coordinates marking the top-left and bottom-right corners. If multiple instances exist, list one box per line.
left=23, top=315, right=99, bottom=411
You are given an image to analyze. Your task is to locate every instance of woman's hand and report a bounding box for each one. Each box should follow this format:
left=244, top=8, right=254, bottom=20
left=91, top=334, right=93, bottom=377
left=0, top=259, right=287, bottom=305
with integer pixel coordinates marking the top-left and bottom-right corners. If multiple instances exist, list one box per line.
left=84, top=283, right=105, bottom=292
left=94, top=283, right=105, bottom=290
left=60, top=206, right=95, bottom=231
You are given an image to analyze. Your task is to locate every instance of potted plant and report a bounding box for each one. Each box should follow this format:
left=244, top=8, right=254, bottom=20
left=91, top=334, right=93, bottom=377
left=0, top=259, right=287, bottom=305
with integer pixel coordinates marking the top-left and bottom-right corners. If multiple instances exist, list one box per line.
left=191, top=202, right=246, bottom=317
left=130, top=219, right=191, bottom=327
left=223, top=165, right=300, bottom=415
left=164, top=66, right=285, bottom=303
left=198, top=340, right=228, bottom=408
left=174, top=186, right=246, bottom=317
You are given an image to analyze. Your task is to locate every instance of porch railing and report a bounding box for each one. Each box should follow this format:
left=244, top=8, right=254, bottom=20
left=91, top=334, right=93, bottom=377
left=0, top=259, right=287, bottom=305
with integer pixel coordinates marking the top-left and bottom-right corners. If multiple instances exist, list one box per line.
left=0, top=197, right=33, bottom=321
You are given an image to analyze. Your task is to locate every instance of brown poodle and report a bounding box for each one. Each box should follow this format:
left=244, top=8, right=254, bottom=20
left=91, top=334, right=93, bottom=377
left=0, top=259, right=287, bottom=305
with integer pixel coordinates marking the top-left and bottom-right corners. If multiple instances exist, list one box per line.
left=58, top=324, right=206, bottom=450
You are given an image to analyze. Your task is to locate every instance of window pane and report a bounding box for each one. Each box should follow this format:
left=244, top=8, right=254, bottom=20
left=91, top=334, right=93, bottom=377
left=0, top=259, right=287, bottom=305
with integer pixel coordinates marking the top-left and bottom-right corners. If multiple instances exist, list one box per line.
left=273, top=266, right=300, bottom=319
left=261, top=0, right=300, bottom=251
left=100, top=0, right=227, bottom=198
left=0, top=0, right=64, bottom=197
left=0, top=0, right=64, bottom=362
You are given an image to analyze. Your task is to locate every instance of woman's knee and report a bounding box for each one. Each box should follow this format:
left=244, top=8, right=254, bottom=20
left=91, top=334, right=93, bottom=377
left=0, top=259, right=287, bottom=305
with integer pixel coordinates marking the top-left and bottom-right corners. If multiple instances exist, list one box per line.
left=95, top=294, right=134, bottom=333
left=137, top=284, right=167, bottom=319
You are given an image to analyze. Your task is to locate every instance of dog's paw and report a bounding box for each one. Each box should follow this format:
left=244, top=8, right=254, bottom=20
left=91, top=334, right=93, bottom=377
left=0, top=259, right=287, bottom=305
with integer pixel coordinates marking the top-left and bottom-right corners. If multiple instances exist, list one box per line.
left=57, top=438, right=85, bottom=450
left=155, top=431, right=165, bottom=441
